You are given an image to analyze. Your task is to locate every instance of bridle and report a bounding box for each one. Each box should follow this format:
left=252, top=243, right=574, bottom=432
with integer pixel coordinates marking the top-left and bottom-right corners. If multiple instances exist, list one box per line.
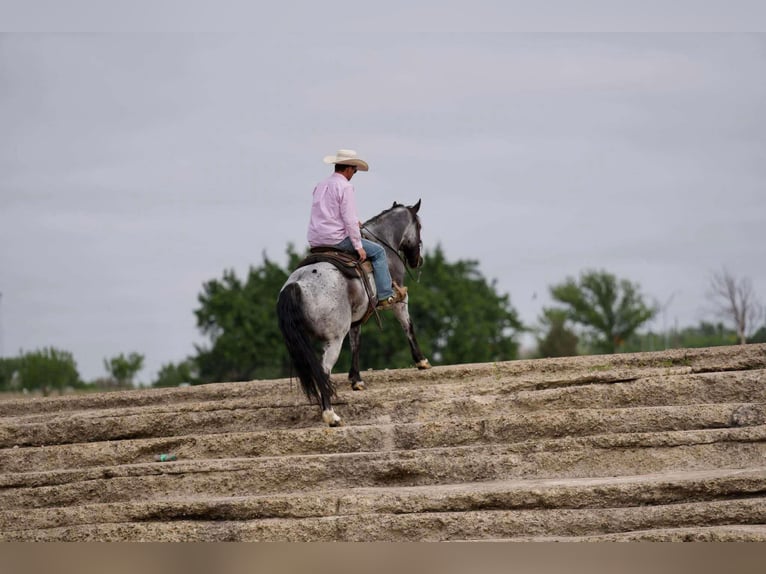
left=361, top=223, right=422, bottom=282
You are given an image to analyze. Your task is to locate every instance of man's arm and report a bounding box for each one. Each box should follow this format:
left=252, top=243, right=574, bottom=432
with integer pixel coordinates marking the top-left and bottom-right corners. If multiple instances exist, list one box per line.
left=338, top=184, right=363, bottom=251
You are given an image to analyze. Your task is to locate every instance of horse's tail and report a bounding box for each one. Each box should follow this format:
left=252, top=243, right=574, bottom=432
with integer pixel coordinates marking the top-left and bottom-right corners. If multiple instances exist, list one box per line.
left=277, top=282, right=335, bottom=405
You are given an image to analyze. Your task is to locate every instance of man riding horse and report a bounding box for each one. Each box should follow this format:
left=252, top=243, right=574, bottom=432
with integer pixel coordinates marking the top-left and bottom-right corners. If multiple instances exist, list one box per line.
left=276, top=149, right=428, bottom=426
left=307, top=149, right=407, bottom=310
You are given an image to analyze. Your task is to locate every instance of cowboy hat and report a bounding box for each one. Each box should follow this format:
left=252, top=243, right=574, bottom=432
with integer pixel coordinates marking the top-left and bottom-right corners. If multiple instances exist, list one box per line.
left=323, top=149, right=369, bottom=171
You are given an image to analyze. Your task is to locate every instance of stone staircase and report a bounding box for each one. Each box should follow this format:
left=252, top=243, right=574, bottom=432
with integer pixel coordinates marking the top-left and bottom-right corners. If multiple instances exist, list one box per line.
left=1, top=344, right=765, bottom=541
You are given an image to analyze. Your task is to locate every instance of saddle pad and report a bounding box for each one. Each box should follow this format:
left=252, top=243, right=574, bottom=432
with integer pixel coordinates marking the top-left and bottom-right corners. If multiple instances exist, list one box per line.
left=297, top=252, right=372, bottom=279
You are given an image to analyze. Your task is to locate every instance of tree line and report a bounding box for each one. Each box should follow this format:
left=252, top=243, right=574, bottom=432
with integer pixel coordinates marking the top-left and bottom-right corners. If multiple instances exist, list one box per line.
left=1, top=247, right=763, bottom=393
left=0, top=350, right=145, bottom=395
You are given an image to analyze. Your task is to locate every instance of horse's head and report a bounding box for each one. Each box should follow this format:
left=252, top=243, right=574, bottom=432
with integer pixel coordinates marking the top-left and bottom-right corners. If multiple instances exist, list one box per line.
left=399, top=199, right=424, bottom=269
left=364, top=200, right=424, bottom=270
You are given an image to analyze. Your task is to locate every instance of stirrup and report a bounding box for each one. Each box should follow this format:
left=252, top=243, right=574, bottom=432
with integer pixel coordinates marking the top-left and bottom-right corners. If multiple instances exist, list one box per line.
left=376, top=283, right=408, bottom=310
left=376, top=295, right=396, bottom=310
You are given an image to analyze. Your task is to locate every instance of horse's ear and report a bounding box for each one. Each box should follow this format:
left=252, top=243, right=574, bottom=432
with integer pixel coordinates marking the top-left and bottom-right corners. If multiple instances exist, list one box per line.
left=411, top=199, right=421, bottom=213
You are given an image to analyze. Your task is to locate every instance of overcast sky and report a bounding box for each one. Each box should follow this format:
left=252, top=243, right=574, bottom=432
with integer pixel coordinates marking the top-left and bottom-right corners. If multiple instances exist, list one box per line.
left=1, top=26, right=765, bottom=383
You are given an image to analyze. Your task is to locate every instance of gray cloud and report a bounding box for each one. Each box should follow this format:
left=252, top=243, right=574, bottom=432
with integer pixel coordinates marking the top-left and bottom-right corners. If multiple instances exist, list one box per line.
left=1, top=32, right=765, bottom=382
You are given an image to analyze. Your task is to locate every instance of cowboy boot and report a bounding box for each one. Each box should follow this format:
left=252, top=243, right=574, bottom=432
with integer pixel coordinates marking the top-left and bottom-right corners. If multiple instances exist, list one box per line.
left=376, top=282, right=409, bottom=310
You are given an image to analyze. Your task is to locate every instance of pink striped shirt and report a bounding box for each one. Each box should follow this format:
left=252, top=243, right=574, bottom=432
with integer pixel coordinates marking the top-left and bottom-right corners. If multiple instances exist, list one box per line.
left=307, top=172, right=362, bottom=249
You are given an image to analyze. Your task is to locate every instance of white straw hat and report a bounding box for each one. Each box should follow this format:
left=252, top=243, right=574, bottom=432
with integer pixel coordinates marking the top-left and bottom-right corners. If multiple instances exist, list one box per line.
left=322, top=149, right=369, bottom=171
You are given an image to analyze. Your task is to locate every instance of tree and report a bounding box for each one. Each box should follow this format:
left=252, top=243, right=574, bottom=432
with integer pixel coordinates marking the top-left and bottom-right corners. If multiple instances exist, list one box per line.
left=707, top=268, right=764, bottom=345
left=103, top=352, right=145, bottom=388
left=194, top=247, right=303, bottom=383
left=0, top=357, right=22, bottom=392
left=192, top=244, right=524, bottom=383
left=536, top=308, right=579, bottom=358
left=15, top=347, right=81, bottom=393
left=152, top=359, right=198, bottom=388
left=623, top=321, right=737, bottom=352
left=675, top=321, right=738, bottom=348
left=749, top=325, right=766, bottom=344
left=549, top=270, right=657, bottom=354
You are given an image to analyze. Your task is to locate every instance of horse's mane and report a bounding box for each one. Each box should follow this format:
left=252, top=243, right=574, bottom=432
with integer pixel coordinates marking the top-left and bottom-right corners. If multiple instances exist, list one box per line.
left=364, top=202, right=419, bottom=228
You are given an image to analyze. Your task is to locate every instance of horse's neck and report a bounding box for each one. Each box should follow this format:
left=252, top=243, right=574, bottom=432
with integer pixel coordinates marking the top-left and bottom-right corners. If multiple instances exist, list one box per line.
left=367, top=214, right=403, bottom=248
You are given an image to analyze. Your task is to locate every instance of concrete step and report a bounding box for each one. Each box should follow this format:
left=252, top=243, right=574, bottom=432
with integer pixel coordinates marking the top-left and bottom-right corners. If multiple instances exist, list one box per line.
left=3, top=467, right=764, bottom=534
left=2, top=426, right=764, bottom=511
left=1, top=344, right=764, bottom=541
left=1, top=403, right=764, bottom=474
left=467, top=525, right=766, bottom=542
left=512, top=524, right=766, bottom=542
left=4, top=497, right=765, bottom=542
left=2, top=371, right=764, bottom=447
left=1, top=343, right=763, bottom=419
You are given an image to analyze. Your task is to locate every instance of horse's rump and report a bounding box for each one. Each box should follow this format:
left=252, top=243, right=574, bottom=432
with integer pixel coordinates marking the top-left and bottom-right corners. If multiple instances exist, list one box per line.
left=276, top=282, right=336, bottom=403
left=296, top=252, right=377, bottom=325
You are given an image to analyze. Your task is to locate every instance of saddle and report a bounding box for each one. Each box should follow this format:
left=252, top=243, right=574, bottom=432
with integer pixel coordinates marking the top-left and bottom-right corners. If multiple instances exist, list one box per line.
left=303, top=247, right=374, bottom=277
left=296, top=247, right=379, bottom=326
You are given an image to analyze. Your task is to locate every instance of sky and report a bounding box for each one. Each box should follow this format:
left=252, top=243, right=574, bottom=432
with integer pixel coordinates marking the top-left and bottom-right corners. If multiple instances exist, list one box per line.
left=1, top=12, right=765, bottom=383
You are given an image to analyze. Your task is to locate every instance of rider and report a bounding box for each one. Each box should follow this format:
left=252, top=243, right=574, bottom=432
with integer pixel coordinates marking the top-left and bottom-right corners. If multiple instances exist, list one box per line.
left=307, top=149, right=403, bottom=310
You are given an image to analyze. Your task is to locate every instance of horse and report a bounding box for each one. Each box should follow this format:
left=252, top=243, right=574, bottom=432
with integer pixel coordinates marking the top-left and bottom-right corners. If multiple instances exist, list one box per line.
left=277, top=200, right=430, bottom=426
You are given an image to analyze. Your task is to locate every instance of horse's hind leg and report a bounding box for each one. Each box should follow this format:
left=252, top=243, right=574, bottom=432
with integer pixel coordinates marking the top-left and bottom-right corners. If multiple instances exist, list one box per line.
left=320, top=337, right=344, bottom=426
left=347, top=323, right=365, bottom=390
left=393, top=301, right=431, bottom=369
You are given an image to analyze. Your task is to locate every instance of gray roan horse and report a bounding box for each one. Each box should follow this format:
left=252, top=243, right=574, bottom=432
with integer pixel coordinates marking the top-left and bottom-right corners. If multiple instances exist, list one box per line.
left=277, top=200, right=430, bottom=426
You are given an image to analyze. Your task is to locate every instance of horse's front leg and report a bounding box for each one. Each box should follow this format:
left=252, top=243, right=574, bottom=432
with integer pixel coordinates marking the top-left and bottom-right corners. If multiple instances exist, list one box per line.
left=347, top=323, right=365, bottom=390
left=320, top=337, right=344, bottom=426
left=392, top=299, right=431, bottom=369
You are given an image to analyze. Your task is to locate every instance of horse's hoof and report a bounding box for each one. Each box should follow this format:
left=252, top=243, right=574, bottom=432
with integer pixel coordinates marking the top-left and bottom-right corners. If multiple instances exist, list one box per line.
left=416, top=359, right=432, bottom=370
left=351, top=381, right=366, bottom=391
left=322, top=409, right=342, bottom=427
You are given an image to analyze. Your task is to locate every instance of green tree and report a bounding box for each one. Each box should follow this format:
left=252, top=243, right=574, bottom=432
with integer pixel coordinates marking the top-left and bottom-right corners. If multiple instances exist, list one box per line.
left=674, top=321, right=738, bottom=348
left=193, top=244, right=523, bottom=382
left=0, top=357, right=22, bottom=392
left=748, top=325, right=766, bottom=344
left=549, top=269, right=657, bottom=354
left=15, top=347, right=81, bottom=393
left=623, top=321, right=737, bottom=352
left=103, top=352, right=145, bottom=387
left=194, top=246, right=303, bottom=383
left=152, top=359, right=198, bottom=388
left=536, top=308, right=579, bottom=358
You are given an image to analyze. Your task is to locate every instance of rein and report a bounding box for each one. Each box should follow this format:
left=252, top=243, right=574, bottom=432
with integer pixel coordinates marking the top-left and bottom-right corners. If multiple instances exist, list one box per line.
left=361, top=224, right=420, bottom=282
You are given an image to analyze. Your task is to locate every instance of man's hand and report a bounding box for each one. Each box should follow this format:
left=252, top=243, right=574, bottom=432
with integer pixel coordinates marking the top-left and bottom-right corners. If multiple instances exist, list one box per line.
left=356, top=247, right=367, bottom=261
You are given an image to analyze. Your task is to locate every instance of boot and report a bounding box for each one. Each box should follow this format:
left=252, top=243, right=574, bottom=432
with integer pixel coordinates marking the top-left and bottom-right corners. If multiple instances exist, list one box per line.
left=376, top=283, right=408, bottom=310
left=375, top=295, right=396, bottom=310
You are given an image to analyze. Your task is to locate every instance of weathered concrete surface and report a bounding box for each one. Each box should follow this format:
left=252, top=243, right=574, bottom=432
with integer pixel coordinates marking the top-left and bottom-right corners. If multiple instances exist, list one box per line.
left=1, top=344, right=765, bottom=541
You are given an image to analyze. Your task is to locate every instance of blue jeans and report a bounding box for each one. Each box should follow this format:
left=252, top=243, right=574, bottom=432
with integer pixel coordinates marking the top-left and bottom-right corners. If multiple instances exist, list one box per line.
left=335, top=237, right=394, bottom=300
